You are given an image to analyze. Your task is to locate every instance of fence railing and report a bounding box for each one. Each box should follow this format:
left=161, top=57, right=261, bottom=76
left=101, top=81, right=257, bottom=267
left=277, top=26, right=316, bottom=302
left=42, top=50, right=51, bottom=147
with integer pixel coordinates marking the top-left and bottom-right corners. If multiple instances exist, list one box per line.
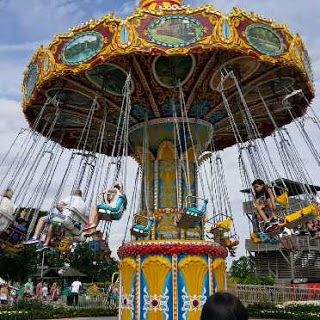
left=229, top=284, right=320, bottom=304
left=60, top=295, right=118, bottom=309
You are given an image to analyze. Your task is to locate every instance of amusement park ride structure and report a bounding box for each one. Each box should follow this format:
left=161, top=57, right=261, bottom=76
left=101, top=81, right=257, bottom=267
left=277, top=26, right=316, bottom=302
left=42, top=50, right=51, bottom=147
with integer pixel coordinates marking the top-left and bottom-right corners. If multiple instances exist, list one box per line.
left=0, top=0, right=319, bottom=319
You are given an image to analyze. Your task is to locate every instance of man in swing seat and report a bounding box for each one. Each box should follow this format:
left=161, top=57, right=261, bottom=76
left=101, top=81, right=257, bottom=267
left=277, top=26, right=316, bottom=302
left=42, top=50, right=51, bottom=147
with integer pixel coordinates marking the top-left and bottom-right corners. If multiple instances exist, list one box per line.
left=252, top=179, right=279, bottom=232
left=85, top=183, right=127, bottom=235
left=0, top=189, right=15, bottom=233
left=24, top=189, right=88, bottom=248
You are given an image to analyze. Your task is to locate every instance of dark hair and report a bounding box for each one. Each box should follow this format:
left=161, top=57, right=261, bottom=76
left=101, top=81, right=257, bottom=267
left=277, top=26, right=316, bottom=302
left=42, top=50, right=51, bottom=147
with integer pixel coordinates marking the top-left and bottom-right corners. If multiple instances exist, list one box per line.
left=252, top=179, right=265, bottom=186
left=72, top=189, right=83, bottom=197
left=201, top=293, right=248, bottom=320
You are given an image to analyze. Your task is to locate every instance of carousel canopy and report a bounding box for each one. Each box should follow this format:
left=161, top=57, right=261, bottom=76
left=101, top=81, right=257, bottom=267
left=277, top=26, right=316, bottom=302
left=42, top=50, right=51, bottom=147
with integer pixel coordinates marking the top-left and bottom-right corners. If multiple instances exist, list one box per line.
left=22, top=0, right=314, bottom=155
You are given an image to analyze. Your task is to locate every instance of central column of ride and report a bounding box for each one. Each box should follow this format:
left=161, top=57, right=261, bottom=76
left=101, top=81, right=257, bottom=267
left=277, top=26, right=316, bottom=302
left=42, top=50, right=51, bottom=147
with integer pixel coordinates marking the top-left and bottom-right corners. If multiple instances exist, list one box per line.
left=118, top=117, right=228, bottom=320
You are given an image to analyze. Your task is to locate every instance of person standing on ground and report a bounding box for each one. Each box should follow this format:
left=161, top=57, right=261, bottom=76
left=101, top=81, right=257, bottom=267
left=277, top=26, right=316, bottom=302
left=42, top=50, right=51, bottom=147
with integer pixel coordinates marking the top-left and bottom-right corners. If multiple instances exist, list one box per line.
left=0, top=283, right=9, bottom=307
left=24, top=278, right=34, bottom=298
left=50, top=282, right=59, bottom=301
left=42, top=282, right=48, bottom=301
left=36, top=280, right=43, bottom=299
left=70, top=279, right=82, bottom=306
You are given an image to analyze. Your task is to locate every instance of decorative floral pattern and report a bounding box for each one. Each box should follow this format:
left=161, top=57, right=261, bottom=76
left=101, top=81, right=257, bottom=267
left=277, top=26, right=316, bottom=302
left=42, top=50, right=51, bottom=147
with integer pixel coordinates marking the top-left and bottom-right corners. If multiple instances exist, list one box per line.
left=143, top=286, right=170, bottom=320
left=118, top=241, right=228, bottom=259
left=181, top=287, right=207, bottom=320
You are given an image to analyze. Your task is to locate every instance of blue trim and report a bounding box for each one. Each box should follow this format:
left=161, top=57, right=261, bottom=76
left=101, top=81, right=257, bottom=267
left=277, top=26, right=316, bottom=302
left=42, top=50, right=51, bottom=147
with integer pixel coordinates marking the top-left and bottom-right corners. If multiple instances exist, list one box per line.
left=25, top=64, right=38, bottom=98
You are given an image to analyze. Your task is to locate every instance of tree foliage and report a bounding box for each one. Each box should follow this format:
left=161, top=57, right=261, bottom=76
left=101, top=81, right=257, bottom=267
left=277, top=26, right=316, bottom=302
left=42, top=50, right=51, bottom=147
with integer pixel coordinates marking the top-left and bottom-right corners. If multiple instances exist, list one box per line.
left=69, top=243, right=118, bottom=282
left=230, top=256, right=274, bottom=285
left=0, top=247, right=37, bottom=282
left=230, top=256, right=256, bottom=279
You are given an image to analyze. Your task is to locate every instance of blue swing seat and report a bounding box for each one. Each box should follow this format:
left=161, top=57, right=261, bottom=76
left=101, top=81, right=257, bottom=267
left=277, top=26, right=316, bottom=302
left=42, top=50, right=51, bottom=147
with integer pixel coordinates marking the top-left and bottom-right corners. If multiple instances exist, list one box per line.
left=97, top=194, right=127, bottom=221
left=131, top=218, right=154, bottom=237
left=185, top=200, right=208, bottom=217
left=258, top=232, right=279, bottom=245
left=258, top=232, right=270, bottom=243
left=177, top=196, right=208, bottom=229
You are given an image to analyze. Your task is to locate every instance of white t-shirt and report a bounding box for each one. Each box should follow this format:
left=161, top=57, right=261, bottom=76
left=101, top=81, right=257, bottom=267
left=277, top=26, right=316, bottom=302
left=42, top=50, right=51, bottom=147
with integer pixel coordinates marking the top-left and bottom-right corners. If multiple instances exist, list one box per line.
left=62, top=195, right=88, bottom=217
left=0, top=196, right=15, bottom=218
left=71, top=281, right=82, bottom=293
left=42, top=286, right=48, bottom=297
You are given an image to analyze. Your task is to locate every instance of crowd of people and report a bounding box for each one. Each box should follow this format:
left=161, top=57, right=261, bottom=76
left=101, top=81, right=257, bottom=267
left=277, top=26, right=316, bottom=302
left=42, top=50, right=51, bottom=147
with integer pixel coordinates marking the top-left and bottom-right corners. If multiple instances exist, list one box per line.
left=0, top=277, right=87, bottom=307
left=0, top=278, right=61, bottom=306
left=0, top=277, right=249, bottom=320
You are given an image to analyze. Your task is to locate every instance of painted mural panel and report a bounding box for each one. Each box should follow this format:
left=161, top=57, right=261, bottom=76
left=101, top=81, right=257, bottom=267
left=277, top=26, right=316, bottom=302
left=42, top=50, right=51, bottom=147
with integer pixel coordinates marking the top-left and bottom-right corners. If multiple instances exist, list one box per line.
left=140, top=255, right=173, bottom=320
left=177, top=255, right=210, bottom=320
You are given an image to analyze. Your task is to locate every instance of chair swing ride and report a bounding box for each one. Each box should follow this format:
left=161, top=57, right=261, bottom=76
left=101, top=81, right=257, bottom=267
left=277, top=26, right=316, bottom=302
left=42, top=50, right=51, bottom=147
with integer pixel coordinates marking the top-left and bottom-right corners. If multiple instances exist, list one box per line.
left=0, top=0, right=319, bottom=318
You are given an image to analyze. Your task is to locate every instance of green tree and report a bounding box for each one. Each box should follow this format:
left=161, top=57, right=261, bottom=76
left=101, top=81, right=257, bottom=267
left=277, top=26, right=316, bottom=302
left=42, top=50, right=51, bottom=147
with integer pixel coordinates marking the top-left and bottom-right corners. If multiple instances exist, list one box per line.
left=0, top=246, right=37, bottom=282
left=69, top=243, right=118, bottom=282
left=230, top=256, right=274, bottom=285
left=230, top=256, right=256, bottom=279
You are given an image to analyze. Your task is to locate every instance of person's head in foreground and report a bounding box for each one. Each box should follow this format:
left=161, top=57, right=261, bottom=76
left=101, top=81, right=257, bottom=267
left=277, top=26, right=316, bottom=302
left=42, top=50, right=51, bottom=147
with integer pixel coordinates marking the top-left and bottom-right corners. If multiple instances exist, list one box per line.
left=201, top=292, right=248, bottom=320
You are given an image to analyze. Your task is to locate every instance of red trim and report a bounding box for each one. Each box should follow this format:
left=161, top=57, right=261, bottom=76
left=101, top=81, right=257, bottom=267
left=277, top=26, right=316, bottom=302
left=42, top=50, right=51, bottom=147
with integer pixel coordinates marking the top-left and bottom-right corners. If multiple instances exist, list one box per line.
left=118, top=241, right=228, bottom=259
left=141, top=0, right=181, bottom=8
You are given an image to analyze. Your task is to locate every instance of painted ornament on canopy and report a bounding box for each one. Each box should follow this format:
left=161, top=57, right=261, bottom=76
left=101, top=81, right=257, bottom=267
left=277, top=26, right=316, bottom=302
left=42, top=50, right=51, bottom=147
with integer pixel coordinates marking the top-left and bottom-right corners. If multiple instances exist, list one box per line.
left=24, top=64, right=38, bottom=98
left=246, top=24, right=284, bottom=56
left=44, top=54, right=50, bottom=72
left=148, top=15, right=204, bottom=47
left=61, top=31, right=104, bottom=65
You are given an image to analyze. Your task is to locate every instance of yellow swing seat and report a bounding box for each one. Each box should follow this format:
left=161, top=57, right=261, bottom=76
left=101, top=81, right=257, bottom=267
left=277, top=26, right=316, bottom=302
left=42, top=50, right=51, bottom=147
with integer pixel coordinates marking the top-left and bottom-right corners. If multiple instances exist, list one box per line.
left=279, top=202, right=318, bottom=229
left=251, top=233, right=262, bottom=244
left=276, top=192, right=289, bottom=208
left=212, top=219, right=233, bottom=233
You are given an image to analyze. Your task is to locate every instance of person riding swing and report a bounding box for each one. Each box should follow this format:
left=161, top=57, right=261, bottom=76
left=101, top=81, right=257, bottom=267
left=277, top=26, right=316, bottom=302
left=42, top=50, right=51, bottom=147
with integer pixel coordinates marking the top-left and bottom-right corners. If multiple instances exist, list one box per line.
left=252, top=179, right=279, bottom=232
left=85, top=183, right=127, bottom=235
left=24, top=189, right=88, bottom=249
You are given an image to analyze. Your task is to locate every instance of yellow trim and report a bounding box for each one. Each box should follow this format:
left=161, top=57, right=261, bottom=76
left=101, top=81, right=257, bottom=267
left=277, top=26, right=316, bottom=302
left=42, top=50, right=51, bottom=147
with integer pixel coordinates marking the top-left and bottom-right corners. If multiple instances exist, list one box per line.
left=22, top=5, right=314, bottom=109
left=212, top=258, right=226, bottom=292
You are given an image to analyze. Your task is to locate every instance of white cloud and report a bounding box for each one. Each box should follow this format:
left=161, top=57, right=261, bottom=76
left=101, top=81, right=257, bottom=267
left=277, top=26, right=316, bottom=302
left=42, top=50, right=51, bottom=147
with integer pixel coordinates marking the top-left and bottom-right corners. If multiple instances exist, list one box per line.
left=0, top=42, right=42, bottom=53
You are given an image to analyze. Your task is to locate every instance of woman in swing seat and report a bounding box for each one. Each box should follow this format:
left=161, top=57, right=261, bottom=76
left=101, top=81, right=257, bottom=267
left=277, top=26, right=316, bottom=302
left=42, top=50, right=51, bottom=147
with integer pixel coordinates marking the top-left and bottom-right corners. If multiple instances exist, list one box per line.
left=0, top=188, right=15, bottom=232
left=252, top=179, right=279, bottom=232
left=24, top=189, right=87, bottom=248
left=85, top=183, right=126, bottom=234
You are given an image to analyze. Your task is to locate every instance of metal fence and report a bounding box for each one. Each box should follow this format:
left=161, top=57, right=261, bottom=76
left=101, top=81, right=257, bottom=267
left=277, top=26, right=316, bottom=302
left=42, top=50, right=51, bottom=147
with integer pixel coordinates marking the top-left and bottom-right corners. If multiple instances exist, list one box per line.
left=60, top=294, right=118, bottom=309
left=229, top=284, right=320, bottom=304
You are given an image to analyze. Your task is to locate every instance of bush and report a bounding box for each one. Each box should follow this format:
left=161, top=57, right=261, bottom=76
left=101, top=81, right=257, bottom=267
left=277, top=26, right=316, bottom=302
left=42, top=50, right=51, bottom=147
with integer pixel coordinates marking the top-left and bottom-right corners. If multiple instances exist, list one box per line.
left=0, top=310, right=29, bottom=320
left=248, top=302, right=320, bottom=319
left=2, top=300, right=117, bottom=319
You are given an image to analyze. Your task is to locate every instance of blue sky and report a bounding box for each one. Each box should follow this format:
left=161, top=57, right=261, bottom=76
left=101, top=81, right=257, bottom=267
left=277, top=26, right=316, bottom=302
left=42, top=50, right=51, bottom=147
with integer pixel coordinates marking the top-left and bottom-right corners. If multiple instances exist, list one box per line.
left=0, top=0, right=320, bottom=258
